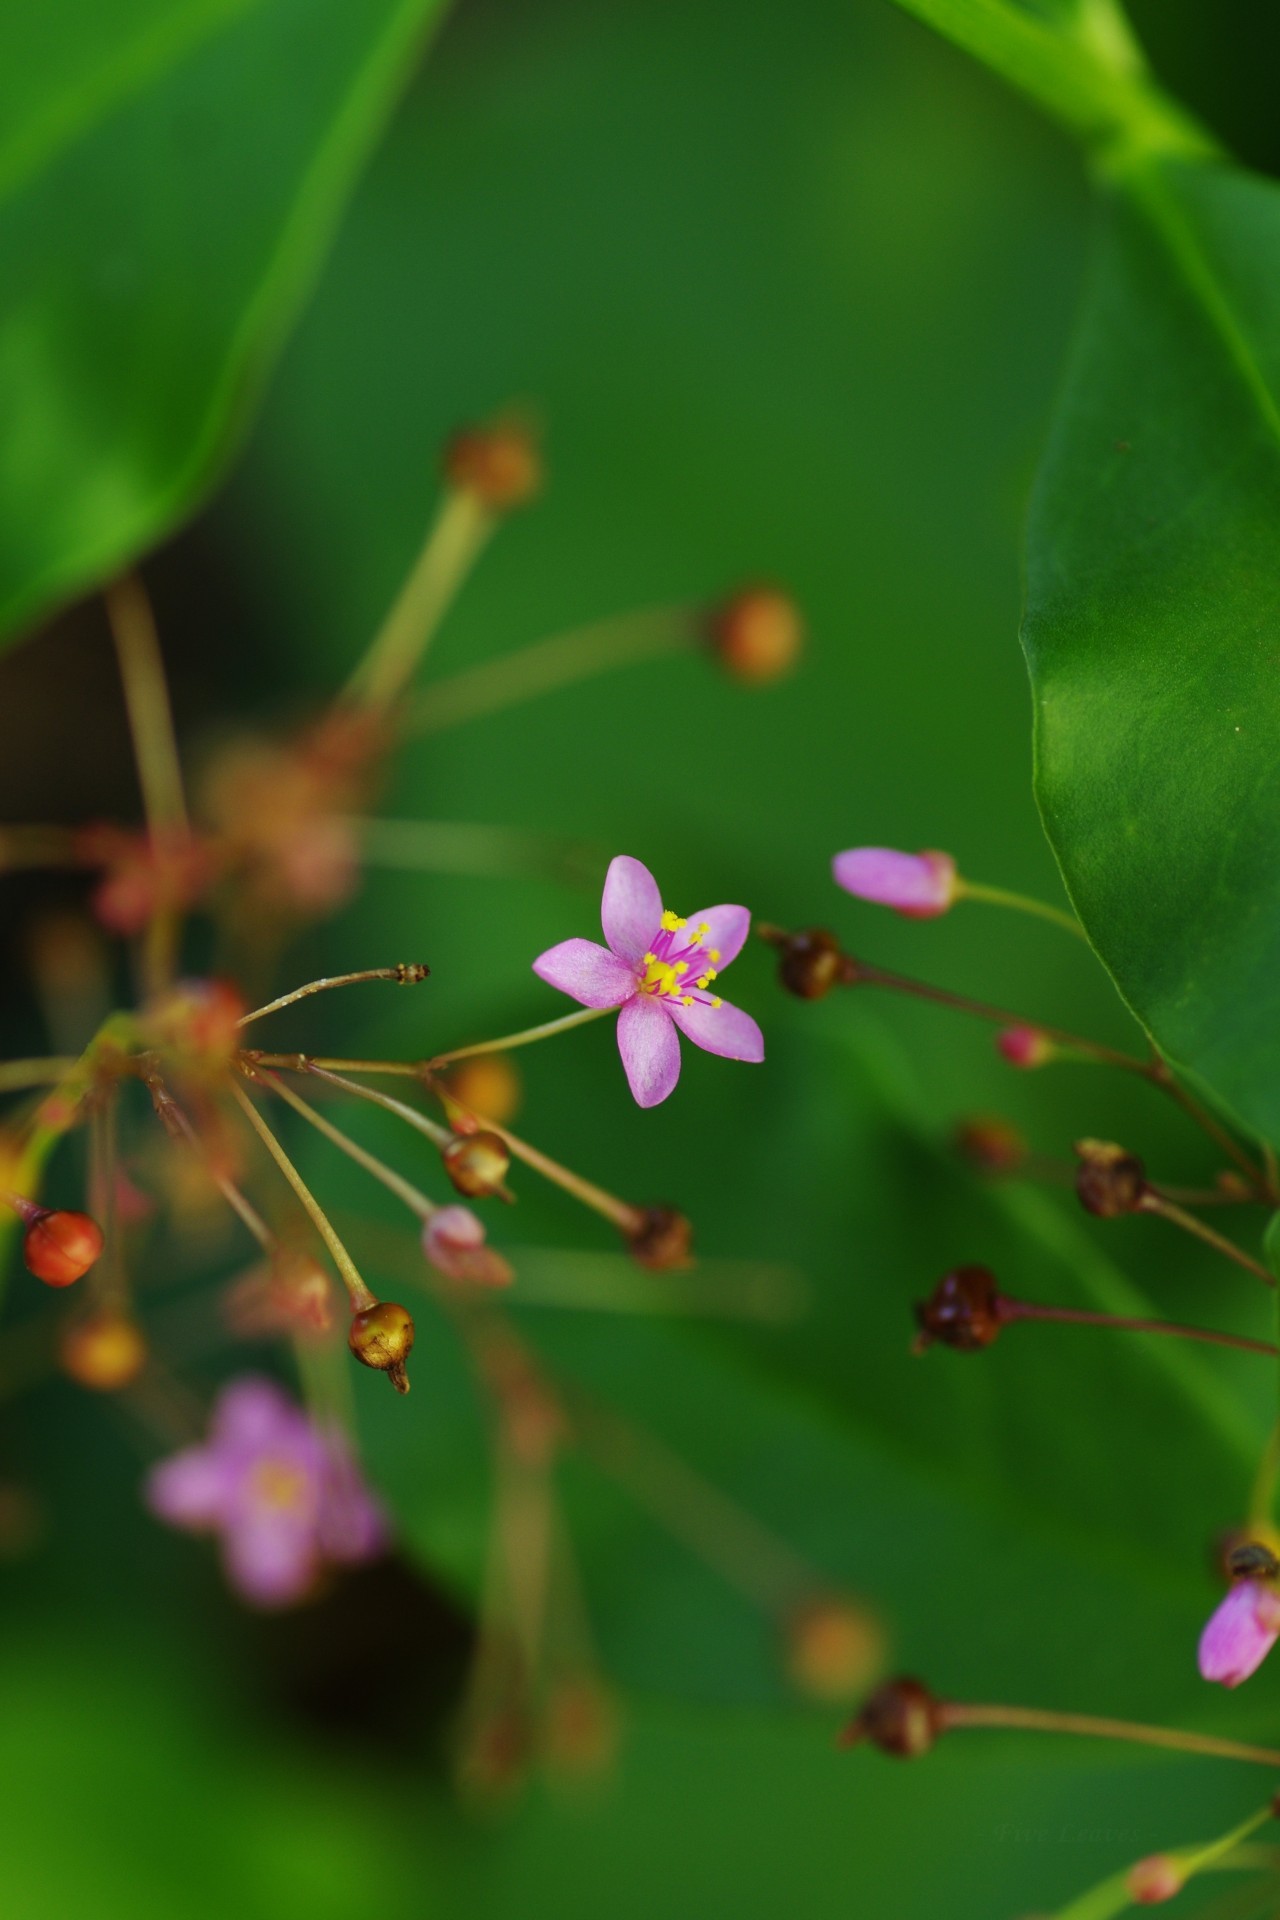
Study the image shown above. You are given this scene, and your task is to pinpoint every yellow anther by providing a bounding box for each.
[709,949,721,963]
[643,952,656,966]
[696,976,709,990]
[660,910,686,932]
[682,995,694,1006]
[712,997,722,1009]
[675,961,688,974]
[696,922,710,939]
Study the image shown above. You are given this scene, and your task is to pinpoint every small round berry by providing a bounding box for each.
[59,1313,147,1391]
[840,1676,943,1757]
[23,1210,104,1287]
[996,1024,1056,1069]
[914,1265,1005,1352]
[442,1131,511,1199]
[784,1596,886,1702]
[952,1115,1028,1176]
[705,586,804,684]
[1074,1139,1147,1218]
[443,421,542,511]
[627,1205,693,1272]
[1126,1855,1183,1905]
[348,1300,415,1394]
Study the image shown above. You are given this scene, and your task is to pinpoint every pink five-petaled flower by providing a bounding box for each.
[144,1376,387,1609]
[832,846,956,918]
[1198,1578,1280,1687]
[532,855,764,1109]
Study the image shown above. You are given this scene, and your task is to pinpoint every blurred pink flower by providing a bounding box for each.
[423,1205,513,1287]
[832,846,955,918]
[144,1376,386,1608]
[533,855,763,1108]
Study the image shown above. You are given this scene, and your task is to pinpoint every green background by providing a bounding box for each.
[3,1,1280,1914]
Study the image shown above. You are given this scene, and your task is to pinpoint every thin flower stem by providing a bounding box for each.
[1248,1416,1280,1530]
[237,964,429,1028]
[399,605,698,737]
[426,1004,612,1071]
[244,1053,420,1078]
[104,575,189,837]
[88,1092,125,1306]
[854,959,1268,1191]
[0,826,81,871]
[145,1074,275,1252]
[562,1383,818,1613]
[0,1057,79,1093]
[941,1701,1280,1767]
[956,879,1086,939]
[297,1062,454,1149]
[1002,1298,1277,1359]
[1141,1192,1275,1287]
[432,1080,643,1235]
[257,1070,435,1222]
[104,573,190,992]
[342,488,493,713]
[230,1081,373,1310]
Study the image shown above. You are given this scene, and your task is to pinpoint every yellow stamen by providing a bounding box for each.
[709,949,721,963]
[674,962,688,974]
[712,997,722,1009]
[682,995,694,1006]
[660,910,686,932]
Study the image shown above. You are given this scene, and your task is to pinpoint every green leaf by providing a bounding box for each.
[1024,158,1280,1143]
[0,0,444,649]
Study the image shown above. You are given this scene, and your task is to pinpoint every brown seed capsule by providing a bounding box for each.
[442,1130,511,1199]
[443,421,542,511]
[1074,1139,1147,1218]
[705,586,804,684]
[59,1313,147,1391]
[914,1265,1005,1352]
[953,1115,1028,1177]
[23,1210,104,1287]
[1227,1539,1280,1581]
[773,926,850,1001]
[627,1205,693,1272]
[348,1300,415,1394]
[840,1676,943,1757]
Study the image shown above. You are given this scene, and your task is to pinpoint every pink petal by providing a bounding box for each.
[682,904,751,969]
[832,847,956,918]
[145,1447,233,1532]
[1199,1580,1280,1687]
[601,855,663,963]
[532,937,637,1009]
[617,995,682,1108]
[669,995,764,1062]
[222,1515,318,1609]
[210,1375,302,1455]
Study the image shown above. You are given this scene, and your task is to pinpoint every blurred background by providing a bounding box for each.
[4,1,1280,1913]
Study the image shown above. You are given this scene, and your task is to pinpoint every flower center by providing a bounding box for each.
[639,910,723,1008]
[248,1457,311,1513]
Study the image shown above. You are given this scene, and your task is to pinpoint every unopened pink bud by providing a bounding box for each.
[1126,1855,1183,1904]
[831,847,956,918]
[996,1025,1055,1069]
[422,1206,513,1288]
[1199,1576,1280,1687]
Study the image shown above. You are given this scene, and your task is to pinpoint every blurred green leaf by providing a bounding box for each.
[1024,159,1280,1143]
[0,0,444,648]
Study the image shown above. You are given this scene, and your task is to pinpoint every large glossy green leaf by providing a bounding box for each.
[0,0,444,648]
[1024,158,1280,1142]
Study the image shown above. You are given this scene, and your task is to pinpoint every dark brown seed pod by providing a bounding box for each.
[1074,1139,1147,1218]
[442,1130,511,1199]
[443,422,542,511]
[627,1205,693,1272]
[914,1265,1005,1352]
[840,1677,943,1757]
[774,926,850,1001]
[348,1300,415,1394]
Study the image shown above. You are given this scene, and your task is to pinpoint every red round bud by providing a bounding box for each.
[627,1205,693,1272]
[59,1313,147,1391]
[996,1024,1055,1070]
[914,1265,1004,1352]
[442,1130,511,1199]
[348,1300,415,1394]
[1074,1139,1147,1218]
[841,1677,943,1757]
[443,421,542,511]
[953,1115,1028,1176]
[23,1210,104,1287]
[1126,1855,1183,1905]
[705,586,804,684]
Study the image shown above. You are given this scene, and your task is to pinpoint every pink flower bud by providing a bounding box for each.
[422,1206,513,1288]
[1126,1855,1183,1904]
[1199,1576,1280,1687]
[996,1025,1055,1069]
[831,848,956,918]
